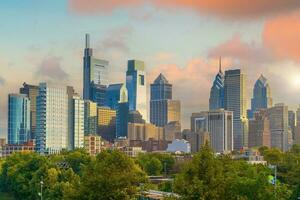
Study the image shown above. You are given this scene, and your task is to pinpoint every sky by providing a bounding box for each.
[1,0,300,137]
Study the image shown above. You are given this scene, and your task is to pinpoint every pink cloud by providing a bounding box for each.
[69,0,300,18]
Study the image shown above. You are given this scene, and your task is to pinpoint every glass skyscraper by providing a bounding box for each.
[36,83,69,154]
[19,82,39,140]
[248,75,273,119]
[209,58,224,110]
[106,83,128,110]
[126,60,148,121]
[8,94,31,145]
[224,69,248,150]
[150,73,180,127]
[83,34,108,106]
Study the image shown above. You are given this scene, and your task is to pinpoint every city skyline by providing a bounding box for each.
[2,1,300,138]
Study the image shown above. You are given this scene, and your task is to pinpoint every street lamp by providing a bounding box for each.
[38,177,44,200]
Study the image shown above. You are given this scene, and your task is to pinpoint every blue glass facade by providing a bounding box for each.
[90,83,107,106]
[116,102,129,138]
[209,60,224,110]
[8,94,30,144]
[106,83,127,110]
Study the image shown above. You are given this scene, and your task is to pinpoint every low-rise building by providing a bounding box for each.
[84,135,102,156]
[167,139,191,154]
[2,140,35,157]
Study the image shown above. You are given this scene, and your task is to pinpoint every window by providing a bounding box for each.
[139,75,144,86]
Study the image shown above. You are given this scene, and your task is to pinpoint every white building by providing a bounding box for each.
[71,95,85,149]
[36,83,70,154]
[167,139,191,153]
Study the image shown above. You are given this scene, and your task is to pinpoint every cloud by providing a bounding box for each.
[36,56,69,81]
[69,0,300,18]
[0,77,5,86]
[263,11,300,63]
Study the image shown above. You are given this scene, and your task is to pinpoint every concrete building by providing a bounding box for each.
[19,82,39,139]
[267,103,289,151]
[84,135,102,156]
[288,110,296,140]
[190,110,233,153]
[209,57,224,110]
[71,95,85,149]
[8,94,31,145]
[295,107,300,145]
[167,139,191,154]
[248,110,271,148]
[97,106,116,142]
[126,60,148,121]
[83,34,108,106]
[150,73,181,127]
[128,122,164,141]
[36,83,70,154]
[224,69,248,150]
[182,129,209,153]
[2,140,35,158]
[164,121,181,142]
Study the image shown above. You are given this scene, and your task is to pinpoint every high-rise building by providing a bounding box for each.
[150,74,181,127]
[116,102,129,138]
[209,58,224,110]
[295,107,300,145]
[248,75,273,119]
[8,94,31,145]
[71,95,85,149]
[248,109,271,148]
[126,60,148,121]
[224,69,248,150]
[190,110,233,153]
[84,101,98,135]
[19,82,39,139]
[164,121,181,142]
[36,83,69,154]
[182,129,209,153]
[97,106,116,142]
[288,110,296,140]
[83,33,108,106]
[106,83,128,110]
[267,103,289,151]
[128,122,164,142]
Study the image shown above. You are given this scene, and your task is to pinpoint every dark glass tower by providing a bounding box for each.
[83,34,108,106]
[209,57,224,110]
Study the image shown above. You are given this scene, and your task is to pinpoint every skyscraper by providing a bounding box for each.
[84,101,98,135]
[71,95,85,149]
[19,82,39,139]
[106,83,128,110]
[224,69,248,150]
[209,57,224,110]
[190,110,233,153]
[83,34,108,106]
[7,94,30,145]
[288,110,296,140]
[248,75,273,119]
[97,106,116,142]
[295,107,300,145]
[116,85,129,138]
[267,103,289,151]
[36,83,69,154]
[248,109,271,148]
[150,73,181,127]
[126,60,148,121]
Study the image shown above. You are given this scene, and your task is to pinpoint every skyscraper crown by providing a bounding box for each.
[154,73,169,84]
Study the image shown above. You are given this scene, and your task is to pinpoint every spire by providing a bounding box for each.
[85,33,90,49]
[219,56,222,73]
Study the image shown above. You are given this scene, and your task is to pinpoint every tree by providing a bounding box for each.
[144,157,163,176]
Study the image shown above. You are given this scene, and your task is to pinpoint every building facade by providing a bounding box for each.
[8,94,31,145]
[224,69,248,150]
[248,109,271,148]
[126,60,148,121]
[71,95,85,149]
[83,33,108,106]
[150,73,181,127]
[106,83,128,109]
[84,101,98,135]
[19,82,39,139]
[36,83,69,154]
[209,58,224,110]
[248,75,273,119]
[84,135,102,156]
[97,106,116,142]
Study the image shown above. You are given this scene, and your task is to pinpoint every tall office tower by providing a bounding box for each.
[7,94,30,145]
[126,60,148,121]
[97,106,116,142]
[84,101,98,135]
[20,82,39,139]
[209,58,224,110]
[295,107,300,144]
[116,87,129,138]
[224,69,248,150]
[182,129,209,153]
[150,73,181,127]
[248,109,271,148]
[36,83,69,154]
[190,110,233,153]
[248,75,273,119]
[83,34,109,105]
[67,86,75,150]
[106,83,128,109]
[71,95,85,149]
[267,103,289,151]
[288,110,296,140]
